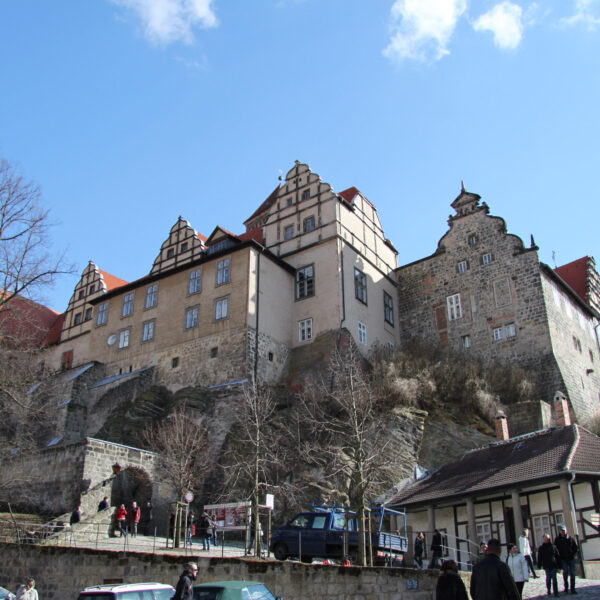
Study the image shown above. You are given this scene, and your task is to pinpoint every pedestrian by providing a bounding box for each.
[198,511,211,551]
[470,538,520,600]
[518,528,539,579]
[172,562,198,600]
[141,501,153,535]
[129,501,141,537]
[414,531,424,568]
[115,503,128,537]
[537,533,561,598]
[428,529,443,569]
[98,496,109,512]
[554,524,579,594]
[435,559,468,600]
[187,510,196,547]
[506,543,529,598]
[69,505,82,526]
[16,578,38,600]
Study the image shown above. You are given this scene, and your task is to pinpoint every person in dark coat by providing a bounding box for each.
[414,532,424,568]
[537,533,561,597]
[436,559,468,600]
[470,538,520,600]
[69,506,82,526]
[554,525,579,594]
[198,511,211,550]
[173,562,197,600]
[98,496,109,512]
[141,501,153,535]
[428,529,443,569]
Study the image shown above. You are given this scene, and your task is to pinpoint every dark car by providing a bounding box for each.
[0,587,15,600]
[193,581,282,600]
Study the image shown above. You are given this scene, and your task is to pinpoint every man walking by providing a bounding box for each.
[518,528,539,578]
[538,533,561,597]
[428,529,443,569]
[555,525,579,594]
[173,562,197,600]
[470,538,520,600]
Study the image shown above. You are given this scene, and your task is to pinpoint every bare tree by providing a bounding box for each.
[144,407,212,546]
[297,340,394,565]
[221,382,293,555]
[0,158,70,309]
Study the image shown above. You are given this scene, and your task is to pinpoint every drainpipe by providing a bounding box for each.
[337,243,346,349]
[253,250,261,385]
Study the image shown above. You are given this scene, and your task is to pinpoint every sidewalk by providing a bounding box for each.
[521,575,600,599]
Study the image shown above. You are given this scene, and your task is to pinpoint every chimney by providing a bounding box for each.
[554,392,572,427]
[495,410,509,441]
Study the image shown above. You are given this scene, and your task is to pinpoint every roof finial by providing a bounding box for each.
[461,180,466,193]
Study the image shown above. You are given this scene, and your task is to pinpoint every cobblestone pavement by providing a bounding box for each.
[521,575,600,599]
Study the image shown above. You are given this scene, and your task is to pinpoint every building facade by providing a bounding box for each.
[396,187,600,423]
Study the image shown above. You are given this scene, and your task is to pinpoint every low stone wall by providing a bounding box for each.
[0,543,444,600]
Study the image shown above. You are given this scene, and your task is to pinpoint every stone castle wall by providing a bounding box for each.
[0,543,442,600]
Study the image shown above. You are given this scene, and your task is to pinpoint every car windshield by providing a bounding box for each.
[153,591,174,600]
[245,585,276,600]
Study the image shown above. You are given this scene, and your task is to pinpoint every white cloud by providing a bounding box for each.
[111,0,218,46]
[383,0,467,63]
[473,2,523,50]
[561,0,600,29]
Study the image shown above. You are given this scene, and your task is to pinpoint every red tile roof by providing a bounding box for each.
[555,257,590,306]
[98,269,128,292]
[0,295,62,349]
[338,186,376,209]
[238,228,264,245]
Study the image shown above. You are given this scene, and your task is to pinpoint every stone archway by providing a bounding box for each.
[111,466,153,508]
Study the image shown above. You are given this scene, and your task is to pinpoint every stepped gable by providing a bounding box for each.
[150,216,206,275]
[244,184,281,231]
[388,425,600,508]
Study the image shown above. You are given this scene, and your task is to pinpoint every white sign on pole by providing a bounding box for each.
[265,493,274,509]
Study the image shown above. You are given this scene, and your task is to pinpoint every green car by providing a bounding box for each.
[192,581,282,600]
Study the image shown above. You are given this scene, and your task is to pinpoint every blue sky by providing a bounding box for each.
[1,0,599,312]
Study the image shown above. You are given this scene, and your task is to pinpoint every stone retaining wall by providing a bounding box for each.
[0,543,445,600]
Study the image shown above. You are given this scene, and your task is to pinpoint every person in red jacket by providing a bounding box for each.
[115,504,128,537]
[129,501,141,537]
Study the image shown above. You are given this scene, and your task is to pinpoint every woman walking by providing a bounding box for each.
[507,543,529,598]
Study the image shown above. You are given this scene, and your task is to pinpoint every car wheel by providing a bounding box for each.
[273,543,288,561]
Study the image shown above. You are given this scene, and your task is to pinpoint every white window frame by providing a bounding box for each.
[97,302,108,326]
[189,269,202,294]
[215,297,229,320]
[186,307,199,329]
[505,323,516,338]
[122,292,134,317]
[461,335,471,349]
[493,327,503,341]
[217,258,230,285]
[458,260,468,274]
[303,215,316,233]
[482,253,493,266]
[142,321,155,342]
[145,284,158,309]
[447,294,462,321]
[299,318,313,342]
[358,321,367,345]
[118,329,130,349]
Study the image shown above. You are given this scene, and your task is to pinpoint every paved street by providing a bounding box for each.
[519,576,600,599]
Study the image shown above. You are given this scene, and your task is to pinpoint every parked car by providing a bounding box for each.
[0,586,15,600]
[193,581,282,600]
[77,582,175,600]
